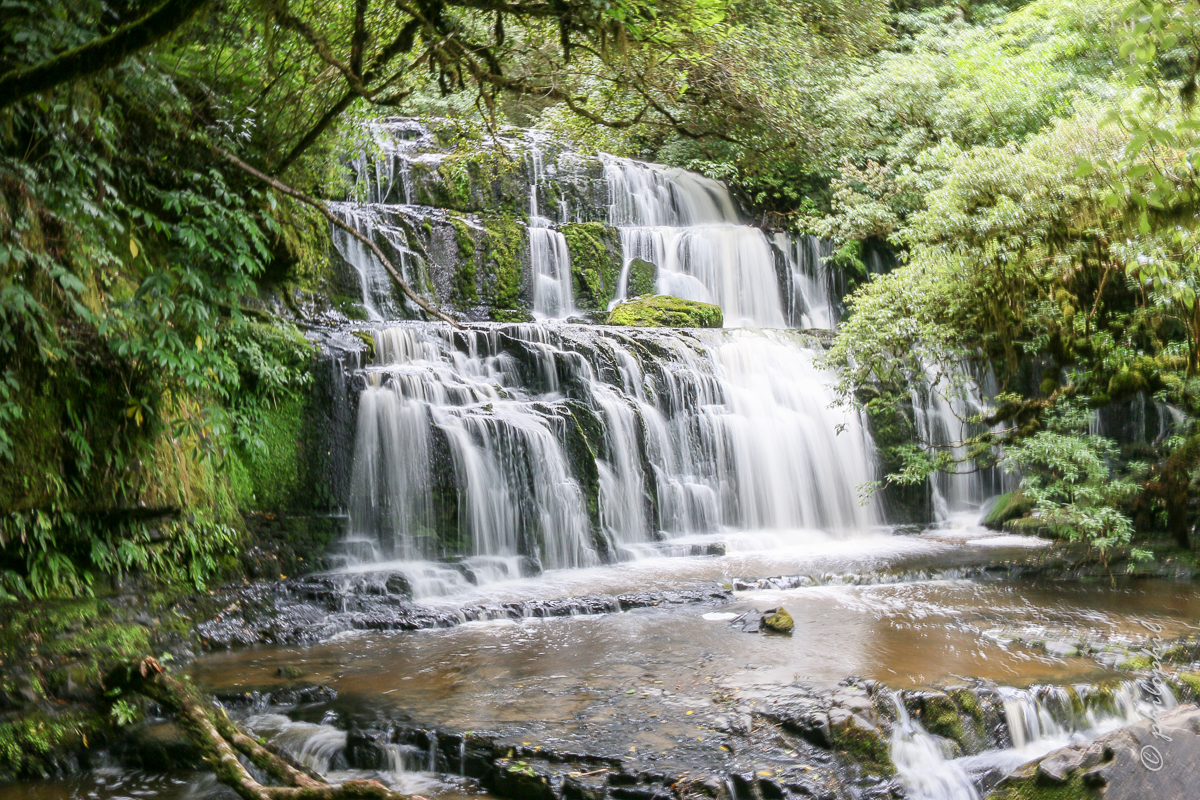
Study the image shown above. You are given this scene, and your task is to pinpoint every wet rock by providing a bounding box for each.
[1044,640,1080,658]
[117,721,204,770]
[761,608,794,634]
[276,665,306,679]
[626,258,658,298]
[1036,742,1106,783]
[385,573,412,597]
[213,682,337,707]
[827,708,893,776]
[345,728,388,770]
[988,703,1200,799]
[488,757,557,800]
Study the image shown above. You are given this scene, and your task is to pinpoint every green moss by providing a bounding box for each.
[626,258,657,298]
[231,394,306,511]
[983,491,1034,530]
[762,608,794,634]
[607,295,723,328]
[921,695,966,744]
[351,330,377,363]
[830,718,893,776]
[1117,653,1156,671]
[333,295,370,321]
[449,217,479,305]
[481,215,527,320]
[1178,672,1200,697]
[989,773,1100,800]
[562,222,621,311]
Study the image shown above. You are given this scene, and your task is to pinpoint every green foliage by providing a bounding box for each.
[109,699,140,727]
[0,709,102,780]
[1001,404,1139,555]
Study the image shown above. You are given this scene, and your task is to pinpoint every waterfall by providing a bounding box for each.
[337,121,848,331]
[772,233,840,330]
[344,324,879,590]
[604,157,790,328]
[527,133,576,319]
[910,360,1007,521]
[329,202,435,321]
[890,696,979,800]
[893,680,1177,800]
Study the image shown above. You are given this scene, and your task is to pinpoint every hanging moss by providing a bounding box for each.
[561,222,621,311]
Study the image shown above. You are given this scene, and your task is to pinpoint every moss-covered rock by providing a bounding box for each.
[626,257,657,298]
[607,295,723,328]
[761,607,794,634]
[828,710,893,776]
[1004,515,1078,540]
[562,223,622,311]
[983,491,1034,530]
[480,215,529,321]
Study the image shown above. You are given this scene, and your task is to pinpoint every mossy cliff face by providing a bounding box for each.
[607,295,723,328]
[562,223,623,312]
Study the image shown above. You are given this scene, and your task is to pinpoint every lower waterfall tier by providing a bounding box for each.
[345,323,880,574]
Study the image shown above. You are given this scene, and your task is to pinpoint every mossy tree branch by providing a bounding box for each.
[0,0,211,109]
[110,657,422,800]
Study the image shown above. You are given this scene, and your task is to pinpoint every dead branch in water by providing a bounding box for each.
[110,657,426,800]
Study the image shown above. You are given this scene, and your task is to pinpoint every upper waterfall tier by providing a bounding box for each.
[329,120,845,329]
[344,323,880,584]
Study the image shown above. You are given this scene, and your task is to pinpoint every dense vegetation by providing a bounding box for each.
[5,0,1200,602]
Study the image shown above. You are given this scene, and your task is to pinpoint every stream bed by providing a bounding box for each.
[10,522,1194,800]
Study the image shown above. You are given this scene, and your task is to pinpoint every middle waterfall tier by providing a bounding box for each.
[345,323,880,574]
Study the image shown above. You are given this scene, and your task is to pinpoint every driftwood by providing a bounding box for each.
[111,657,424,800]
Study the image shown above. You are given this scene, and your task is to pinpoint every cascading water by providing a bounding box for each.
[771,232,842,330]
[910,359,1009,522]
[526,133,576,319]
[343,323,879,594]
[603,156,790,327]
[892,679,1178,800]
[328,121,916,595]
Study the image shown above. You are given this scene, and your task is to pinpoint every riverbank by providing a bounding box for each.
[4,525,1199,799]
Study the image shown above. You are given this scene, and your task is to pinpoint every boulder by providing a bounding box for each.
[986,703,1200,799]
[626,258,658,298]
[761,607,795,634]
[607,296,723,328]
[981,491,1033,530]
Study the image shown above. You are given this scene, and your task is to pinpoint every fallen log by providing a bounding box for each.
[109,657,423,800]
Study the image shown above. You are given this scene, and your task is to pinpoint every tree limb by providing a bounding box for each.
[212,146,462,328]
[0,0,212,109]
[110,657,423,800]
